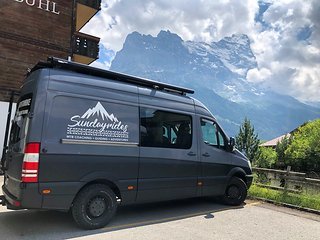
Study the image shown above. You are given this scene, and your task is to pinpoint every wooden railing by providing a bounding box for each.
[252,167,320,195]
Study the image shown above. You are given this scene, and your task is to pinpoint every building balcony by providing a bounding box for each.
[72,32,100,65]
[76,0,101,31]
[77,0,101,10]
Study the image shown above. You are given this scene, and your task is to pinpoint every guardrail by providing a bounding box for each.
[252,167,320,195]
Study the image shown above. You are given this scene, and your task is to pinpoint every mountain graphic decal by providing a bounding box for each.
[81,102,119,122]
[66,101,129,142]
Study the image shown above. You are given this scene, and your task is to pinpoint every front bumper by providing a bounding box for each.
[246,174,254,188]
[0,194,6,206]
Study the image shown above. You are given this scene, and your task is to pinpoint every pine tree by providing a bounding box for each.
[235,117,260,163]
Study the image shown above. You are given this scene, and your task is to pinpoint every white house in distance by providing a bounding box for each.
[259,134,291,148]
[259,122,311,148]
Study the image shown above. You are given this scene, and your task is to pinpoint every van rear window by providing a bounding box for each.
[9,94,32,145]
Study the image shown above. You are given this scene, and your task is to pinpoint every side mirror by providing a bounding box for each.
[228,137,235,151]
[229,137,235,147]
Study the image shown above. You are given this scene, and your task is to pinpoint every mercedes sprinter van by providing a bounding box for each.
[1,57,253,229]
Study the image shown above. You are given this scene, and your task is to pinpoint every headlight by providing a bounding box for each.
[248,159,252,170]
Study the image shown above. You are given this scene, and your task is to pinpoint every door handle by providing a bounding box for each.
[202,152,210,157]
[187,151,196,156]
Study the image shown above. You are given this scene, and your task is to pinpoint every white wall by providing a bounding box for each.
[0,101,16,159]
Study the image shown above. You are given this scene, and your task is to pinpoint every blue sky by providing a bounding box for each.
[255,1,271,30]
[82,0,320,103]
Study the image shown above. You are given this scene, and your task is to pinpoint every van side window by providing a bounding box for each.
[140,108,192,149]
[201,119,225,148]
[218,131,226,148]
[9,94,32,147]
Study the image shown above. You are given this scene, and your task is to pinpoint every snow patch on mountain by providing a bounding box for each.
[110,31,320,139]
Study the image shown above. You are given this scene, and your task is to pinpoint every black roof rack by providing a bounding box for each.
[31,57,194,95]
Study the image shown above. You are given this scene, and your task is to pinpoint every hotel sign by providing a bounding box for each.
[14,0,60,15]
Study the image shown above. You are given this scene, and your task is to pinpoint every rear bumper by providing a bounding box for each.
[2,183,42,210]
[2,181,80,211]
[1,185,21,209]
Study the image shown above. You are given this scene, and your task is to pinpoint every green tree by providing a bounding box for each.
[256,147,277,168]
[284,119,320,173]
[235,117,260,163]
[275,134,291,168]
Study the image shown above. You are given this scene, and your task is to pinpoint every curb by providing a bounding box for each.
[247,196,320,215]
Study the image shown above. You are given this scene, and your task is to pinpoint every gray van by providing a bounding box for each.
[0,57,253,229]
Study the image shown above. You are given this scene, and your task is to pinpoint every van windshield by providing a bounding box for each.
[9,94,32,148]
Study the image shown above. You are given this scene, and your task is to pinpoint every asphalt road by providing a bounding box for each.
[0,177,319,240]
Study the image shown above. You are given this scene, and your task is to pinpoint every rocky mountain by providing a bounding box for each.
[110,30,320,140]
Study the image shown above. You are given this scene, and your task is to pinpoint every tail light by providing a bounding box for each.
[21,142,40,183]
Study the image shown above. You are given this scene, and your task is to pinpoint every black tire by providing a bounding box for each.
[222,177,247,206]
[72,184,117,230]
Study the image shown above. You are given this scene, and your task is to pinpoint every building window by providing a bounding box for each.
[140,108,192,149]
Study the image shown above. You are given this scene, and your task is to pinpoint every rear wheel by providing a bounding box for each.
[72,184,117,230]
[222,177,247,206]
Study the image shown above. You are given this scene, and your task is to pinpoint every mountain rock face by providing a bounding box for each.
[110,30,320,140]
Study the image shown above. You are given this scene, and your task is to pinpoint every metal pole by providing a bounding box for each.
[69,0,77,60]
[1,91,15,173]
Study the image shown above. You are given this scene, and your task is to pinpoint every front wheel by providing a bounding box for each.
[222,177,247,206]
[72,184,117,230]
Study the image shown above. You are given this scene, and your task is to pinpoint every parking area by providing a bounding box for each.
[0,176,320,240]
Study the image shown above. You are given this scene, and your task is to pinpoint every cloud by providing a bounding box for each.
[83,0,320,102]
[247,0,320,102]
[83,0,259,51]
[247,68,272,84]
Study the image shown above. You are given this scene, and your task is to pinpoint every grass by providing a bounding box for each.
[248,184,320,211]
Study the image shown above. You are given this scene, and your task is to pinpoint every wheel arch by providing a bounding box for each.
[228,167,247,185]
[79,179,121,200]
[71,172,122,207]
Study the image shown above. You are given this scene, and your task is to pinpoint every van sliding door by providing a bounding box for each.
[137,107,199,202]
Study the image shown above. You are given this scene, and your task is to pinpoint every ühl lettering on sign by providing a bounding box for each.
[13,0,60,15]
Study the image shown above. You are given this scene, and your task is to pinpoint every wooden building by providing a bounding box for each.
[0,0,101,158]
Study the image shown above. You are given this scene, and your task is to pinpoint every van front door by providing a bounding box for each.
[199,118,233,196]
[137,108,199,202]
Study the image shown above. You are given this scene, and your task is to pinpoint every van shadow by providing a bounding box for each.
[0,197,244,239]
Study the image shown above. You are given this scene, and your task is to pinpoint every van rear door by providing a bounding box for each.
[3,93,33,197]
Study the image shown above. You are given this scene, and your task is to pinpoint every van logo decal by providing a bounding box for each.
[81,102,119,122]
[66,102,129,142]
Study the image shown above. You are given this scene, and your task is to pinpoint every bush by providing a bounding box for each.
[284,119,320,173]
[255,147,277,168]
